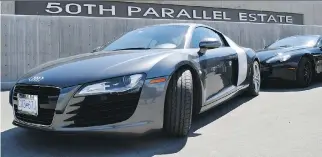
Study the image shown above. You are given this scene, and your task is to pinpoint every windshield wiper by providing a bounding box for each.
[112,47,151,51]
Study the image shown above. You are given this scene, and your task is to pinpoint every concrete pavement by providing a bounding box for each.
[1,83,322,157]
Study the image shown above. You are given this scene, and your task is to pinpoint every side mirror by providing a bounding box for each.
[264,45,269,49]
[199,38,222,50]
[91,46,104,53]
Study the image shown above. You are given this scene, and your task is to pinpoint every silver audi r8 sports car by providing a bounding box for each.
[9,23,260,137]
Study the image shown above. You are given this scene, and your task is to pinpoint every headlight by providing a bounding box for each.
[76,74,145,96]
[267,53,291,63]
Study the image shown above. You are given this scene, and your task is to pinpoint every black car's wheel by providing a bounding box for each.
[246,60,261,96]
[163,69,193,137]
[296,57,313,87]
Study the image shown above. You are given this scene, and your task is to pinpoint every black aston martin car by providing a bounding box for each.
[257,35,322,87]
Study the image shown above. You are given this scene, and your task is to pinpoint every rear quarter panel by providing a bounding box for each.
[243,48,258,85]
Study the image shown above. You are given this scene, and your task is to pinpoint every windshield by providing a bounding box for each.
[268,36,319,49]
[104,25,189,51]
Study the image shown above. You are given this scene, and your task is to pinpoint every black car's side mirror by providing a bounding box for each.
[199,38,222,52]
[319,46,322,51]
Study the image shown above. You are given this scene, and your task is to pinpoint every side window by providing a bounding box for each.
[190,27,223,48]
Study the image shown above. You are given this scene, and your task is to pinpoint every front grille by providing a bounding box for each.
[13,85,60,125]
[65,91,141,127]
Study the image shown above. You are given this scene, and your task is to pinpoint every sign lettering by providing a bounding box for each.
[15,1,304,25]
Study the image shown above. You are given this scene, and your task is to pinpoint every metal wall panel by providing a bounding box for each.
[0,1,14,14]
[1,14,322,89]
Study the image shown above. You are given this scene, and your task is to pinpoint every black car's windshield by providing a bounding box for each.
[104,25,189,51]
[268,36,319,49]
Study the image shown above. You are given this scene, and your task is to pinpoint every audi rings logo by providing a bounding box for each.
[28,76,44,82]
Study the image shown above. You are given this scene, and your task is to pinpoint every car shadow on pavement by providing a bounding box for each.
[260,80,322,92]
[1,95,253,157]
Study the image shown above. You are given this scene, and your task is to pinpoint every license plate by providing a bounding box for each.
[17,94,38,116]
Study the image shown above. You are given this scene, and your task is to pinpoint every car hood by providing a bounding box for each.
[17,49,175,88]
[256,46,306,62]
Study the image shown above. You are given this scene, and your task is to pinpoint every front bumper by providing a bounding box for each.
[260,62,298,81]
[11,78,168,135]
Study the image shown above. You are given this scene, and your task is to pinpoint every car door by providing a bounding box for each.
[189,27,238,102]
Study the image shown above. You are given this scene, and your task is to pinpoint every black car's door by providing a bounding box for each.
[189,27,238,103]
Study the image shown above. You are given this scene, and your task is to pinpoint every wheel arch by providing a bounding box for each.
[254,57,260,64]
[245,48,260,82]
[244,56,261,85]
[253,57,261,73]
[165,63,203,116]
[301,53,316,74]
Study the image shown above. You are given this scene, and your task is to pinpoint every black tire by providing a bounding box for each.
[246,60,261,96]
[163,69,193,137]
[296,57,313,87]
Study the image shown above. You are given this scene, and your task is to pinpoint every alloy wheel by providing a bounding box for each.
[253,62,261,93]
